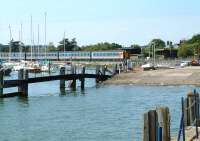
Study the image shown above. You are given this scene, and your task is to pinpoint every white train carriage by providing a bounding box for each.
[91,51,124,60]
[59,51,91,60]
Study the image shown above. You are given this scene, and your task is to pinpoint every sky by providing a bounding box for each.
[0,0,200,46]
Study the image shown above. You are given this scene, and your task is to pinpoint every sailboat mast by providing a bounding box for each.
[63,31,65,61]
[8,25,12,62]
[18,29,21,61]
[38,24,40,59]
[30,15,33,61]
[44,12,47,60]
[20,23,23,60]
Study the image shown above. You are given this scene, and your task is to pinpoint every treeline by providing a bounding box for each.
[178,34,200,58]
[1,34,200,58]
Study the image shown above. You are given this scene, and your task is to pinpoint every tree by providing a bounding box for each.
[149,39,166,49]
[57,38,78,51]
[47,42,57,52]
[177,34,200,58]
[81,42,122,51]
[131,44,141,49]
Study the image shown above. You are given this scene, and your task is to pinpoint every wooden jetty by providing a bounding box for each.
[0,64,120,98]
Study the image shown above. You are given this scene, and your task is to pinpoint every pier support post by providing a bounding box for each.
[102,65,106,75]
[60,67,65,91]
[112,64,117,75]
[70,66,76,90]
[96,65,100,83]
[18,69,29,97]
[0,69,4,97]
[81,66,85,90]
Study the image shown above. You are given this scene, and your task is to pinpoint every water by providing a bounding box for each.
[0,73,199,141]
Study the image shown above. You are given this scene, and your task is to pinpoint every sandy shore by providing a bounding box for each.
[104,66,200,86]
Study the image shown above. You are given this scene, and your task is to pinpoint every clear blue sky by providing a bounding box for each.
[0,0,200,46]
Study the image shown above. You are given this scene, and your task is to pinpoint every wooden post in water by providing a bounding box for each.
[23,69,29,97]
[81,66,85,90]
[0,69,4,97]
[70,65,76,90]
[143,113,149,141]
[60,67,65,91]
[102,65,106,75]
[148,110,157,141]
[156,107,170,141]
[112,64,117,75]
[187,92,196,125]
[143,107,170,141]
[96,65,100,83]
[18,69,29,97]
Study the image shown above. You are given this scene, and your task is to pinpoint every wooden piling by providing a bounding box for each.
[60,67,65,90]
[96,65,100,83]
[81,66,85,90]
[0,69,4,97]
[112,64,117,75]
[23,69,29,97]
[156,107,170,141]
[143,107,170,141]
[148,110,157,141]
[70,65,76,90]
[143,113,149,141]
[18,69,29,97]
[102,65,106,75]
[187,92,196,125]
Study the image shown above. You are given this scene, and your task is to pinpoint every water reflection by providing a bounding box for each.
[17,97,29,106]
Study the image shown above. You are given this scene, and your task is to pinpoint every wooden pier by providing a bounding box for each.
[0,65,119,98]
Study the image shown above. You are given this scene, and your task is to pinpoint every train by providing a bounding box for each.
[0,50,126,61]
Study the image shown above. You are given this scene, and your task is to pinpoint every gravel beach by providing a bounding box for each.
[104,66,200,86]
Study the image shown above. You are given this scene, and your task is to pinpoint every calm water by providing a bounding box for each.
[0,72,199,141]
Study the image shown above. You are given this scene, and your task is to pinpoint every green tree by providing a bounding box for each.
[81,42,122,51]
[149,39,166,49]
[58,38,78,51]
[131,44,141,49]
[47,42,57,52]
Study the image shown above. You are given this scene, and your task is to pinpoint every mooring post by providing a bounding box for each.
[102,65,106,75]
[18,69,24,95]
[96,65,100,83]
[70,65,76,90]
[60,67,65,90]
[48,61,51,74]
[112,64,117,75]
[81,66,85,90]
[0,69,4,97]
[23,69,29,97]
[148,110,157,141]
[187,92,196,125]
[156,107,170,141]
[143,113,149,141]
[18,69,29,97]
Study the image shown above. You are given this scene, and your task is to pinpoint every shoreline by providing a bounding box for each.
[103,66,200,86]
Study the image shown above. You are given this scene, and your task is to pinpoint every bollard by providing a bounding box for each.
[60,67,65,90]
[0,69,4,97]
[81,66,85,90]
